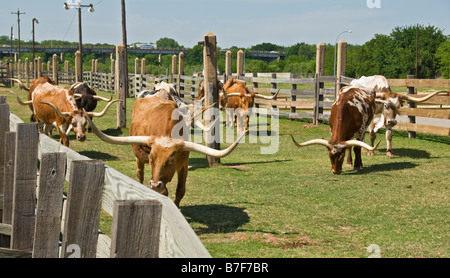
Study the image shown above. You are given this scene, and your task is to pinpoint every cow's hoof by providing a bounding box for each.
[386,150,394,158]
[367,150,375,157]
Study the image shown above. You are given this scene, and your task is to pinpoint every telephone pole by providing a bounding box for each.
[11,8,26,61]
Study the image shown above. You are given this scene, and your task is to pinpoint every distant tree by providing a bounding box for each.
[390,24,446,78]
[347,24,446,78]
[156,37,182,48]
[436,36,450,78]
[250,42,284,52]
[185,45,203,65]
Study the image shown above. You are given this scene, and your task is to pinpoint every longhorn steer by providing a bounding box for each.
[86,95,246,207]
[291,86,379,174]
[4,82,118,147]
[350,75,443,157]
[71,82,112,132]
[220,78,279,133]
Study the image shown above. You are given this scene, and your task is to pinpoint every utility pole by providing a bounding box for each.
[121,0,129,97]
[11,9,26,61]
[32,18,39,62]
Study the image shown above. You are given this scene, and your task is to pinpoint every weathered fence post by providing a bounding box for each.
[290,76,297,120]
[202,31,220,166]
[225,50,232,82]
[336,39,347,97]
[171,54,177,84]
[75,50,82,82]
[110,200,162,258]
[407,74,416,138]
[25,58,30,87]
[52,54,59,85]
[10,123,39,252]
[134,57,139,96]
[60,160,105,258]
[64,60,70,84]
[0,99,10,228]
[32,152,67,258]
[17,59,21,80]
[2,132,15,227]
[110,57,115,92]
[314,42,325,125]
[37,57,42,78]
[178,52,184,97]
[237,50,244,78]
[141,57,146,91]
[115,43,127,128]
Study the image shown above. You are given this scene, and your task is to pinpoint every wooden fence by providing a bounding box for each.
[4,51,450,136]
[0,99,211,258]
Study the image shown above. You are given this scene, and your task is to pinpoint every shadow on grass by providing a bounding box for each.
[188,158,293,171]
[78,151,119,161]
[391,148,431,159]
[343,161,418,175]
[181,204,250,234]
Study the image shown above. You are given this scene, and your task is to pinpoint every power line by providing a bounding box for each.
[63,9,78,40]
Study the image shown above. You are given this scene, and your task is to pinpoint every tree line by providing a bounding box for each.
[2,24,449,79]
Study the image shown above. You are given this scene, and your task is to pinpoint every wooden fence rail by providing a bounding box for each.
[0,99,210,258]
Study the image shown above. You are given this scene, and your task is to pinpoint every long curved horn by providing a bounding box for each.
[6,78,30,91]
[93,94,113,102]
[182,130,247,158]
[343,139,381,151]
[86,99,121,117]
[86,115,151,145]
[291,135,331,149]
[1,89,33,105]
[40,102,71,118]
[337,82,351,86]
[255,89,280,100]
[400,91,445,103]
[69,82,83,91]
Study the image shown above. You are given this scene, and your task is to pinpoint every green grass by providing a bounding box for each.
[2,85,449,258]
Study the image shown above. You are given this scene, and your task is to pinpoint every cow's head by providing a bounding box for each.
[40,102,88,141]
[146,136,188,194]
[40,99,119,141]
[290,136,380,174]
[71,82,113,111]
[375,99,398,128]
[375,90,444,128]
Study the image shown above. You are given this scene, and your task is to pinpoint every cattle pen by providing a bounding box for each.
[0,97,211,258]
[1,38,449,259]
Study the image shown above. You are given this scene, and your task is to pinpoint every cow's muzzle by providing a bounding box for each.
[77,134,86,141]
[150,180,168,195]
[387,120,397,127]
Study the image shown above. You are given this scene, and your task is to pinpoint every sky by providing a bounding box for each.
[1,0,449,49]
